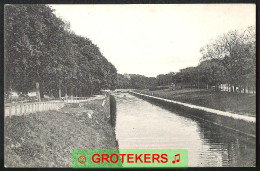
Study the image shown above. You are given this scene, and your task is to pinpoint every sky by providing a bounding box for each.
[50,4,255,77]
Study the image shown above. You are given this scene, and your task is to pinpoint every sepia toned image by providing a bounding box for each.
[4,4,256,167]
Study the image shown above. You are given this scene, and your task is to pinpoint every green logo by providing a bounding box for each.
[72,149,188,168]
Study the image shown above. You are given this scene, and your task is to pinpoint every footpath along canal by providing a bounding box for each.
[113,93,255,167]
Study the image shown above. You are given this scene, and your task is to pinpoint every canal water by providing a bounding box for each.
[114,93,255,167]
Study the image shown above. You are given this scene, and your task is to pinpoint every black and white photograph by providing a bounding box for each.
[4,3,256,168]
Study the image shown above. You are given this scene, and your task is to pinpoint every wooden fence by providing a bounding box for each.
[5,101,65,117]
[60,97,89,103]
[5,97,91,117]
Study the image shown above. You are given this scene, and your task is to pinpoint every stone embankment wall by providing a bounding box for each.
[130,91,255,138]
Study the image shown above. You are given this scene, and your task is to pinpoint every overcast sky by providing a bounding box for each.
[50,4,255,77]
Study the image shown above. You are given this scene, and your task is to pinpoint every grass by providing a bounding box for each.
[4,95,119,167]
[136,89,256,117]
[131,92,256,137]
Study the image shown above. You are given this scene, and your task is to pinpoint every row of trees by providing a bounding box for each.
[5,4,117,99]
[173,60,225,90]
[156,72,175,86]
[200,26,255,93]
[117,74,156,89]
[117,26,255,93]
[152,26,255,93]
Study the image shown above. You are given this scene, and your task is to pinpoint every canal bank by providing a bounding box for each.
[4,94,119,167]
[114,93,255,167]
[137,89,256,117]
[130,91,255,138]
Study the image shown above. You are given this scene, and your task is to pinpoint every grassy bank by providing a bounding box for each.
[131,92,256,137]
[136,89,256,117]
[4,95,119,167]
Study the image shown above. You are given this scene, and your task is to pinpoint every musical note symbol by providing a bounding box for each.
[172,154,180,164]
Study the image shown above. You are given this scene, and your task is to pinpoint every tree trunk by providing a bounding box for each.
[36,82,41,102]
[78,87,81,97]
[71,87,73,99]
[65,86,68,99]
[39,81,44,100]
[59,86,61,99]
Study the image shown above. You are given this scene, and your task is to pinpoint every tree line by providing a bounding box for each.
[173,26,255,93]
[117,26,255,93]
[5,4,117,99]
[117,74,156,89]
[200,26,255,93]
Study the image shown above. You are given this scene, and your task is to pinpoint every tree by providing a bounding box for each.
[200,26,255,93]
[5,4,118,99]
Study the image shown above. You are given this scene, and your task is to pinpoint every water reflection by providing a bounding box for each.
[114,93,255,167]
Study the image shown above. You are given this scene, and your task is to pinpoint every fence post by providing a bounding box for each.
[14,105,17,115]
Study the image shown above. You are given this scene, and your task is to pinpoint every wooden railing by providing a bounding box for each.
[60,97,89,103]
[5,96,90,117]
[5,101,65,117]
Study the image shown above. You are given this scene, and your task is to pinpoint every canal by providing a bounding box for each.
[114,93,255,167]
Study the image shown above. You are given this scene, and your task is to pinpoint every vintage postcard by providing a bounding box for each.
[4,4,256,167]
